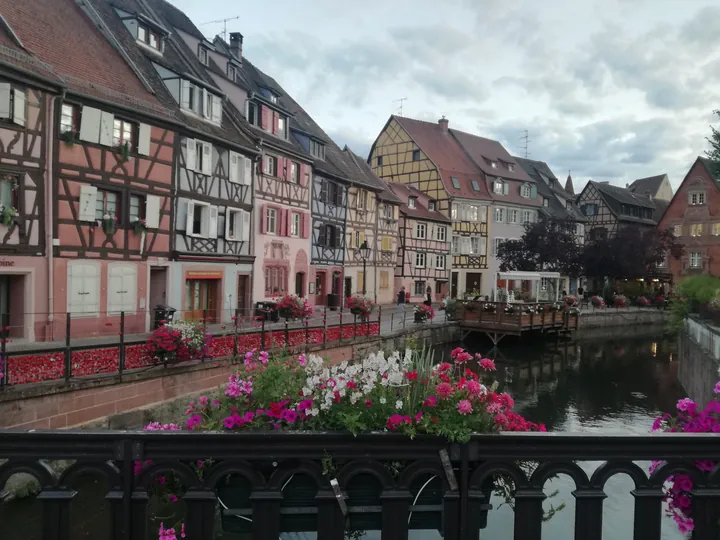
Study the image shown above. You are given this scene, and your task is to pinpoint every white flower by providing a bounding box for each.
[396,400,403,410]
[380,397,387,405]
[350,392,362,404]
[310,408,319,416]
[302,387,312,396]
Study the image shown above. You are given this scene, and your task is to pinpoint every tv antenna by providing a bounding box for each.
[519,129,530,158]
[200,16,240,42]
[393,97,407,116]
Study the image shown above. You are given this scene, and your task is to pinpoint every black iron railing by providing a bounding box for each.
[1,431,719,539]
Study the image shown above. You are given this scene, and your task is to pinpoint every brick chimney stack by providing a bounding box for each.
[229,32,244,61]
[438,116,449,133]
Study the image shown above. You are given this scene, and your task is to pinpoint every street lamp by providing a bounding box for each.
[359,240,371,295]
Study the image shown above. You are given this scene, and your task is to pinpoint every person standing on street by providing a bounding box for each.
[424,286,432,306]
[397,286,406,313]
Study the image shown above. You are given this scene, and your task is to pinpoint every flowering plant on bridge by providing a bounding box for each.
[635,295,651,307]
[591,295,605,308]
[145,321,211,365]
[346,295,375,319]
[275,294,313,319]
[649,383,720,535]
[181,346,544,443]
[414,303,435,321]
[613,295,628,307]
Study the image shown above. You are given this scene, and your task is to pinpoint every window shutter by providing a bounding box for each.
[393,205,399,220]
[261,106,270,130]
[261,205,267,234]
[99,111,114,147]
[138,123,151,156]
[530,184,537,199]
[480,238,487,255]
[181,80,191,109]
[428,253,434,269]
[503,183,509,195]
[359,231,365,247]
[12,90,25,127]
[273,111,279,135]
[79,106,101,144]
[68,264,100,314]
[211,95,222,124]
[185,201,195,235]
[302,212,310,238]
[0,83,10,119]
[78,185,98,222]
[224,207,232,239]
[281,158,288,181]
[348,231,354,249]
[367,191,373,210]
[185,138,196,171]
[241,210,250,241]
[243,157,253,186]
[202,143,213,175]
[490,181,496,193]
[145,195,161,229]
[208,205,218,237]
[229,152,239,183]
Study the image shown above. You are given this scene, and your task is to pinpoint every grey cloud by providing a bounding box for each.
[679,6,720,49]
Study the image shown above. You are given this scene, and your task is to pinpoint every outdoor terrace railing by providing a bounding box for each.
[0,305,449,388]
[0,431,719,540]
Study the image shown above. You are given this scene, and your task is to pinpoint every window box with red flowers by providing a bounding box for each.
[346,295,375,320]
[414,303,435,322]
[275,294,313,320]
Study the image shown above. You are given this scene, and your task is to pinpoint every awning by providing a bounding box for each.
[497,271,542,281]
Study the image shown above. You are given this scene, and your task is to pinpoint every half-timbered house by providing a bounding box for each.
[369,116,491,299]
[2,0,182,340]
[388,182,451,301]
[86,0,259,323]
[341,148,401,302]
[0,32,56,340]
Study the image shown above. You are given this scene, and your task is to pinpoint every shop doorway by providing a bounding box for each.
[465,273,482,297]
[295,272,305,297]
[149,267,168,312]
[344,277,352,299]
[0,274,26,338]
[315,271,326,305]
[237,275,249,315]
[451,272,459,298]
[185,278,219,322]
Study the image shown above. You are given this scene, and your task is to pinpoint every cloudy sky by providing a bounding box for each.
[172,0,720,192]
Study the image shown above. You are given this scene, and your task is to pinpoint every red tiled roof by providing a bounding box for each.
[450,128,534,182]
[392,115,492,201]
[387,182,451,223]
[0,0,164,111]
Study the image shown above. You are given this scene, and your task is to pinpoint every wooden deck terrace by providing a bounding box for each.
[456,301,578,342]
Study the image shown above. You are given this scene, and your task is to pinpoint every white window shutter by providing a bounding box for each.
[208,205,218,237]
[79,106,101,144]
[0,83,10,119]
[202,143,212,175]
[185,139,196,171]
[185,200,195,235]
[428,253,434,269]
[138,123,151,155]
[241,210,250,241]
[145,195,161,229]
[243,157,252,185]
[201,88,208,117]
[12,90,25,126]
[78,185,98,222]
[212,95,222,124]
[181,80,191,110]
[99,111,114,146]
[224,207,232,239]
[503,183,509,195]
[229,152,239,183]
[480,239,487,255]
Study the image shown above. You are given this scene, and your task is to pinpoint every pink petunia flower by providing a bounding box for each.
[457,400,473,415]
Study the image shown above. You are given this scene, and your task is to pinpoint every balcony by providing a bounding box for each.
[0,430,718,539]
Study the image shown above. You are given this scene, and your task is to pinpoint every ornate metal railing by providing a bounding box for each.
[1,431,719,539]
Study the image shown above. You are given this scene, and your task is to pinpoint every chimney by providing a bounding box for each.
[229,32,244,61]
[438,116,449,133]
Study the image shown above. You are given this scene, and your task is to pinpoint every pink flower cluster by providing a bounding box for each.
[650,382,720,534]
[158,522,185,540]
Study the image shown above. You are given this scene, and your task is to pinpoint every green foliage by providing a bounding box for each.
[668,275,720,330]
[705,110,720,177]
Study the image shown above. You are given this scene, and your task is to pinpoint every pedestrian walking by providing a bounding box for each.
[424,286,432,306]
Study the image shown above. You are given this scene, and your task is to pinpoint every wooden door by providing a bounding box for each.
[237,275,248,315]
[315,272,326,305]
[451,272,458,298]
[186,279,219,322]
[344,277,352,299]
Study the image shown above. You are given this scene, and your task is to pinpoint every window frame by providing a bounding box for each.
[226,208,243,241]
[408,197,416,209]
[451,176,460,189]
[428,201,436,211]
[415,222,427,239]
[289,161,299,184]
[508,209,518,224]
[521,184,531,198]
[494,207,505,223]
[690,252,702,268]
[493,181,504,194]
[60,103,80,135]
[264,155,277,177]
[522,210,533,224]
[113,117,136,150]
[415,252,426,268]
[137,24,162,52]
[471,179,481,191]
[0,174,19,212]
[412,149,421,161]
[435,254,446,269]
[436,226,446,242]
[266,207,277,235]
[377,156,383,167]
[129,193,146,224]
[95,189,120,221]
[691,223,703,237]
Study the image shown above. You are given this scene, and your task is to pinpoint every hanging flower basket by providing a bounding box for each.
[275,294,313,320]
[101,215,118,236]
[116,142,131,163]
[60,130,79,146]
[0,205,16,227]
[346,295,375,320]
[132,218,148,234]
[414,304,434,322]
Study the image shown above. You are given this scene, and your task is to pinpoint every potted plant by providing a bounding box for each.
[414,303,435,322]
[101,214,118,235]
[136,346,549,537]
[60,129,79,146]
[635,295,650,307]
[482,303,496,313]
[346,295,375,320]
[275,294,313,320]
[145,321,211,366]
[117,141,131,162]
[443,298,457,320]
[591,295,605,308]
[613,295,628,308]
[132,218,148,234]
[0,204,16,226]
[564,296,577,307]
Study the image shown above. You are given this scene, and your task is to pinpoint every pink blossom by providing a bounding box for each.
[169,494,178,503]
[223,416,237,429]
[365,399,372,407]
[457,400,473,415]
[282,409,298,423]
[466,380,482,395]
[479,358,496,371]
[298,354,307,366]
[714,381,720,394]
[454,351,473,364]
[298,399,313,412]
[259,350,270,364]
[437,362,453,373]
[185,414,202,429]
[424,395,438,407]
[436,382,453,399]
[198,396,209,406]
[676,398,696,412]
[450,347,464,359]
[676,475,693,492]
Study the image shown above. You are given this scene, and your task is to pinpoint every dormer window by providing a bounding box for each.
[508,164,515,172]
[270,94,278,104]
[451,176,460,189]
[492,179,506,194]
[137,24,162,52]
[310,139,325,160]
[408,197,417,209]
[198,45,209,66]
[471,179,480,191]
[428,201,436,211]
[228,64,237,82]
[520,184,532,198]
[260,87,279,104]
[491,161,498,169]
[180,80,222,125]
[278,116,287,139]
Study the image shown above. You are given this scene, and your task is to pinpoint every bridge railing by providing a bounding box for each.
[0,430,718,540]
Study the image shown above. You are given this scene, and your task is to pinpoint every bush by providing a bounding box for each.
[146,321,211,365]
[668,276,720,329]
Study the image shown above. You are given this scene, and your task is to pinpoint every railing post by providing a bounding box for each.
[38,489,76,540]
[64,312,72,382]
[233,308,239,359]
[118,311,125,377]
[261,314,266,351]
[0,312,7,388]
[573,488,606,540]
[284,318,289,348]
[631,488,664,540]
[323,308,327,345]
[690,487,720,540]
[338,304,343,337]
[513,488,546,540]
[378,305,382,336]
[184,489,217,540]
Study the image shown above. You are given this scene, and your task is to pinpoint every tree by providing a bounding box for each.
[705,110,720,176]
[496,216,583,276]
[582,226,682,280]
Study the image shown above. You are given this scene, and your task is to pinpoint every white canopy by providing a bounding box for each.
[497,271,560,281]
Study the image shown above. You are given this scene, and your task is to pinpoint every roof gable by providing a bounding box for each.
[449,128,533,182]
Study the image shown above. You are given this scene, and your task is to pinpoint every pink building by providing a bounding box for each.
[388,183,452,302]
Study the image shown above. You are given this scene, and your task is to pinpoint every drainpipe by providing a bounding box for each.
[47,89,65,340]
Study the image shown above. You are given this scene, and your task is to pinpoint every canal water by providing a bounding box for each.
[1,331,694,539]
